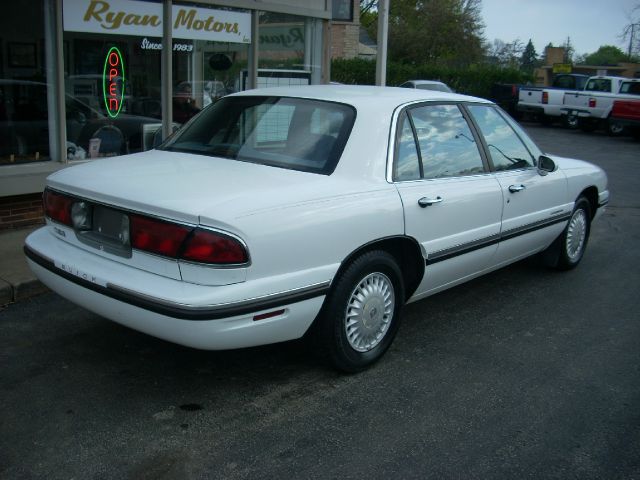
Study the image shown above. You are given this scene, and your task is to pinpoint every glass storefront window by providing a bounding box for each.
[0,0,52,165]
[62,30,164,159]
[172,2,250,126]
[257,12,323,88]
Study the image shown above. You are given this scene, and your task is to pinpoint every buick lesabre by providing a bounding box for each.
[25,86,609,371]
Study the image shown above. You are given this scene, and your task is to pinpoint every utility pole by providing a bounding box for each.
[375,0,389,86]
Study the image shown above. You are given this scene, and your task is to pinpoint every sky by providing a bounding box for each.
[481,0,639,56]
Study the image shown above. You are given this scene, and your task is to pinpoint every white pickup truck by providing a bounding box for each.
[517,74,589,125]
[561,76,640,134]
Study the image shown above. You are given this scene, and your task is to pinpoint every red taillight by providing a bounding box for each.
[43,189,74,226]
[542,91,549,104]
[181,229,249,265]
[130,215,191,258]
[589,98,597,108]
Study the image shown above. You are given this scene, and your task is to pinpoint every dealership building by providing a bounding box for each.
[1,0,360,229]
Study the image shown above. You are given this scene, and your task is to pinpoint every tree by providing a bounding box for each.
[360,0,378,46]
[487,38,524,68]
[562,37,575,63]
[584,45,628,65]
[621,3,640,58]
[366,0,486,66]
[520,39,538,73]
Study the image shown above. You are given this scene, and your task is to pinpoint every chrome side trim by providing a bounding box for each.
[24,245,329,321]
[425,213,571,266]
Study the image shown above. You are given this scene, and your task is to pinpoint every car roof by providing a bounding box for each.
[231,85,490,111]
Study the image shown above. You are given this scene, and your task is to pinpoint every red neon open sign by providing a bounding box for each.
[103,47,125,118]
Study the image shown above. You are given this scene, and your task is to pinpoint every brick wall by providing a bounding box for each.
[0,193,45,231]
[331,0,361,60]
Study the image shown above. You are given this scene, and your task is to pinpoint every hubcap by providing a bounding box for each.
[610,122,623,135]
[345,272,395,353]
[566,208,587,262]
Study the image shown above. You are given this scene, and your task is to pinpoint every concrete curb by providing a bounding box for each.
[0,226,48,306]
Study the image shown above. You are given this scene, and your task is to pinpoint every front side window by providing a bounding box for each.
[408,104,485,179]
[160,96,355,174]
[467,105,535,171]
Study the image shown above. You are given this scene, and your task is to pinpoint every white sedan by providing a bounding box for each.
[25,86,609,372]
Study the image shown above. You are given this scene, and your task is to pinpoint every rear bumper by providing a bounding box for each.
[560,108,592,118]
[24,228,327,350]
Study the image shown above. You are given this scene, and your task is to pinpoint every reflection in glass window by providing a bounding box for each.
[409,104,484,179]
[467,105,535,171]
[253,104,295,142]
[393,112,421,181]
[257,12,322,86]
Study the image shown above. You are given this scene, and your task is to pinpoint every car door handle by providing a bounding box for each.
[508,184,526,193]
[418,196,443,208]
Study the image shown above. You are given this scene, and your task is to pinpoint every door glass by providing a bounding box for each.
[393,112,421,181]
[467,105,535,171]
[409,104,484,179]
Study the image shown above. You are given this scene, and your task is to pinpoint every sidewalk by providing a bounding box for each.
[0,225,48,305]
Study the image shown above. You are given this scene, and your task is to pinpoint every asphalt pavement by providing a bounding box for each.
[1,124,639,479]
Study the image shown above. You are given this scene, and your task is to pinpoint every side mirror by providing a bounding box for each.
[538,155,556,176]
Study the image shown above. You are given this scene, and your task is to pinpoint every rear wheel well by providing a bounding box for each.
[333,237,424,302]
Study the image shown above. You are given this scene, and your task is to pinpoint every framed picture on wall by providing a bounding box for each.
[8,42,37,68]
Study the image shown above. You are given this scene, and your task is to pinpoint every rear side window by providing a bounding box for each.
[160,96,356,175]
[393,104,485,181]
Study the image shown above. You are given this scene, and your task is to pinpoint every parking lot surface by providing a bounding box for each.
[1,124,639,479]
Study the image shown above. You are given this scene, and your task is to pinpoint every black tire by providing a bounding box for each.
[607,119,625,136]
[315,250,404,373]
[544,197,591,270]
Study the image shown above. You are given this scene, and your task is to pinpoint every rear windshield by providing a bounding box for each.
[159,96,356,175]
[416,83,452,93]
[585,78,612,93]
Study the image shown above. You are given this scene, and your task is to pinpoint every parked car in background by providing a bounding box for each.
[562,76,640,134]
[399,80,453,93]
[25,85,608,372]
[489,82,521,118]
[517,73,589,125]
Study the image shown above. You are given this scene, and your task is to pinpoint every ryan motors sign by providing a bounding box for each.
[63,0,251,43]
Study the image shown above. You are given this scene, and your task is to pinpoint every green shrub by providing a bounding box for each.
[331,58,532,99]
